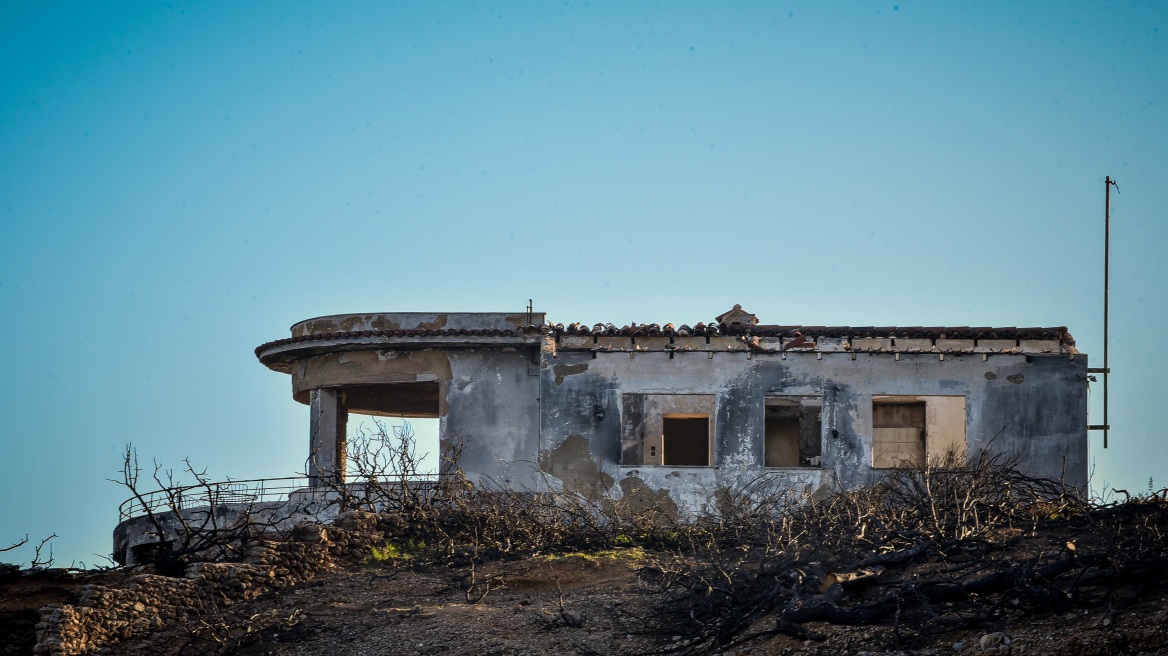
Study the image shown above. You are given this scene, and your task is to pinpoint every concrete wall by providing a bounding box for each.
[443,348,543,489]
[537,342,1088,515]
[289,346,543,490]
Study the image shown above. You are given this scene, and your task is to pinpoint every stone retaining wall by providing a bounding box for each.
[35,511,395,655]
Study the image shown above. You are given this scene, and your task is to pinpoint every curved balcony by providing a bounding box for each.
[113,475,439,566]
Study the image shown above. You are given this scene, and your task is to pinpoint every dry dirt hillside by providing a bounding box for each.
[6,461,1168,656]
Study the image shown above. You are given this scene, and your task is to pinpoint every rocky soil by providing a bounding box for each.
[8,468,1168,656]
[182,552,1168,656]
[6,541,1168,656]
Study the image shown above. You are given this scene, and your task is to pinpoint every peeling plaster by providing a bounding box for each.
[538,434,614,500]
[286,312,544,338]
[618,476,678,520]
[552,363,589,385]
[370,316,402,332]
[292,350,454,416]
[417,314,449,331]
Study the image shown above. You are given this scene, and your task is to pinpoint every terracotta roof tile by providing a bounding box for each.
[546,323,1071,342]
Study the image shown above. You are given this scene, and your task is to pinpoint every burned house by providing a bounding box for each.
[253,305,1089,513]
[114,304,1088,563]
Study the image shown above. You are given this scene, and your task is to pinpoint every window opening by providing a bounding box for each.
[337,382,443,478]
[662,415,710,466]
[345,414,440,478]
[764,396,823,467]
[871,396,967,468]
[872,400,927,468]
[622,393,715,466]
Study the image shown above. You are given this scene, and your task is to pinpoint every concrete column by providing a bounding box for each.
[308,388,347,486]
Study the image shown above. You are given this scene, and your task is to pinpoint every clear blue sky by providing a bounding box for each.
[2,2,1165,567]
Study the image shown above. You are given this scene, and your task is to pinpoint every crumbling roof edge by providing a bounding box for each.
[255,323,1078,366]
[288,311,546,333]
[254,326,546,361]
[547,322,1073,342]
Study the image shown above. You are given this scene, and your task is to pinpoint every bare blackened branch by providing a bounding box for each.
[1,533,56,569]
[30,534,56,568]
[1,534,29,553]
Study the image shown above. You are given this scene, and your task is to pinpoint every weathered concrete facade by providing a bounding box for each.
[255,306,1089,515]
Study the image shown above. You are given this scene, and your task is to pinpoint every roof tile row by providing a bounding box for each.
[549,322,1071,341]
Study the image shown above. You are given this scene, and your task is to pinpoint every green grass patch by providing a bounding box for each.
[540,546,647,563]
[367,539,427,563]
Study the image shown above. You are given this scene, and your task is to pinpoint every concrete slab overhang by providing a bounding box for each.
[256,311,546,373]
[257,333,544,372]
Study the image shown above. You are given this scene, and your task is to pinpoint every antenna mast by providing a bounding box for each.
[1088,177,1116,447]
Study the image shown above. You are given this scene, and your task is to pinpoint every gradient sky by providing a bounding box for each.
[2,2,1165,567]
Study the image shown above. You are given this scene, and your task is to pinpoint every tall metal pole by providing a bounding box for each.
[1089,177,1115,446]
[1104,176,1110,449]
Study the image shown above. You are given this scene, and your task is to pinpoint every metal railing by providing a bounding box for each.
[118,477,312,521]
[117,475,439,521]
